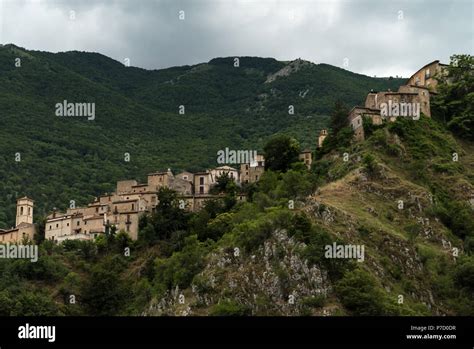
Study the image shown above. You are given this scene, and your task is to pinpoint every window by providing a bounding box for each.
[28,208,31,215]
[199,187,204,194]
[425,69,430,79]
[84,221,87,225]
[132,204,135,210]
[96,207,99,213]
[77,221,80,226]
[49,225,52,230]
[199,177,204,185]
[67,223,69,227]
[20,207,24,215]
[56,224,59,228]
[183,175,188,180]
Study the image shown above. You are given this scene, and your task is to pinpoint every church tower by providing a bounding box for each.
[16,197,34,226]
[318,129,328,148]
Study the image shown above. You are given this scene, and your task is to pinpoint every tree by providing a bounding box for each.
[263,134,300,172]
[362,153,377,177]
[432,54,474,140]
[210,172,232,194]
[139,187,190,245]
[81,264,129,316]
[335,268,398,315]
[330,100,350,135]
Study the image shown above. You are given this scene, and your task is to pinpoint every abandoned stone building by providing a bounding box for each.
[0,197,36,243]
[44,165,248,243]
[43,146,319,243]
[406,60,448,92]
[299,149,313,169]
[348,60,447,141]
[240,154,265,184]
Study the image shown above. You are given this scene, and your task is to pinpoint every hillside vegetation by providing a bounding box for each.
[0,44,404,227]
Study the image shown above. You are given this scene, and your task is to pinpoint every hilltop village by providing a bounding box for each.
[0,60,446,244]
[349,60,447,141]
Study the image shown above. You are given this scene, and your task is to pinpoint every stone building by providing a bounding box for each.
[405,60,448,92]
[299,149,313,169]
[318,129,328,148]
[0,197,36,243]
[348,60,446,142]
[240,154,265,184]
[44,130,327,243]
[45,165,245,243]
[209,166,239,184]
[347,106,381,142]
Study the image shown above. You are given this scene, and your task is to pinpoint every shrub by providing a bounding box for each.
[335,268,399,315]
[210,299,251,316]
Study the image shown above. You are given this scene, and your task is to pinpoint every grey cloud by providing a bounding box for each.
[1,0,472,77]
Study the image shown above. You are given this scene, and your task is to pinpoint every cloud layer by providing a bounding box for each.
[1,0,472,77]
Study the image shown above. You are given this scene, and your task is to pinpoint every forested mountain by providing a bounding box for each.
[0,44,404,227]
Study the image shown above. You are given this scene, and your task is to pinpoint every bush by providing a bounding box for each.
[81,263,130,316]
[301,295,326,308]
[335,268,399,315]
[454,257,474,291]
[154,235,208,292]
[362,153,377,176]
[210,299,251,316]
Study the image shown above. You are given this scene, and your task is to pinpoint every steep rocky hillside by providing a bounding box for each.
[136,117,474,316]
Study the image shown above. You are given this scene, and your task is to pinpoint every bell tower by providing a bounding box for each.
[16,197,34,226]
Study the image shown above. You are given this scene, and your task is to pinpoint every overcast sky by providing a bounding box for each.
[1,0,472,77]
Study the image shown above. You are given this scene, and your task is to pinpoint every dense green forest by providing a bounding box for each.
[0,44,404,227]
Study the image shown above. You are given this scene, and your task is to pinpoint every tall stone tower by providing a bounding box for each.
[318,129,328,148]
[16,197,34,226]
